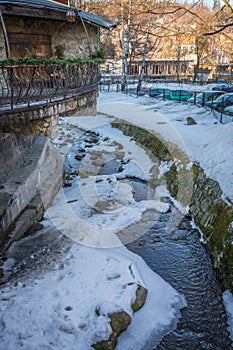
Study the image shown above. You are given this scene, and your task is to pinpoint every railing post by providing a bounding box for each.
[9,68,14,109]
[202,92,205,107]
[220,96,224,123]
[194,91,196,105]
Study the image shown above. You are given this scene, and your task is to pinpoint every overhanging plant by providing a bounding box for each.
[0,57,105,67]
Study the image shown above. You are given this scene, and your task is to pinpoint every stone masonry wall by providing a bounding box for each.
[190,165,233,291]
[0,27,7,61]
[4,16,98,59]
[0,90,98,137]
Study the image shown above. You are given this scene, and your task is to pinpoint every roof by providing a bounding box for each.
[0,0,68,12]
[0,0,117,29]
[78,11,117,30]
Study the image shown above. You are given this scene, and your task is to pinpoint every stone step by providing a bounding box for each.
[0,135,64,252]
[0,194,44,254]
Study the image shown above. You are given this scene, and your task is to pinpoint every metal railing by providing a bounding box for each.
[99,80,233,123]
[0,63,101,110]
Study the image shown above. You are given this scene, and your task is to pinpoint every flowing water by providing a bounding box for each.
[126,209,232,349]
[94,134,233,349]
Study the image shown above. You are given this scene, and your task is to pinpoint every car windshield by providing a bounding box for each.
[214,94,233,102]
[195,92,213,100]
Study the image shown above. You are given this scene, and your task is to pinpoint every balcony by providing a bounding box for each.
[0,62,101,112]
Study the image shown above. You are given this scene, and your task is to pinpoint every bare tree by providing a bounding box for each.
[137,14,153,91]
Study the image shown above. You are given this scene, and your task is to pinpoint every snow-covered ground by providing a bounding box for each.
[0,241,185,350]
[98,89,233,203]
[0,87,233,349]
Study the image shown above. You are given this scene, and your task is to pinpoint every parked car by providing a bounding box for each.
[187,91,226,105]
[128,87,150,96]
[212,83,233,92]
[157,89,193,102]
[169,90,193,101]
[222,105,233,116]
[205,92,233,111]
[148,88,165,97]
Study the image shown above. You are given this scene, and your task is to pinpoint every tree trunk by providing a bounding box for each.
[193,38,199,83]
[121,0,127,91]
[137,17,152,92]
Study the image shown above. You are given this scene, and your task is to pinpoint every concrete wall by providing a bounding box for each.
[0,86,98,252]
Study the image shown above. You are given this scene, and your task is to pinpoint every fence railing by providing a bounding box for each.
[99,81,233,124]
[0,63,101,110]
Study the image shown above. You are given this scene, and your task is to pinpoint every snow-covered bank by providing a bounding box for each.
[98,91,233,202]
[0,240,185,350]
[224,290,233,340]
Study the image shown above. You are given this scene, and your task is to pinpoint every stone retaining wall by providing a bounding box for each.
[112,120,233,293]
[0,90,98,137]
[190,165,233,291]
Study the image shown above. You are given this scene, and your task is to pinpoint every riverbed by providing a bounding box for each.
[0,111,232,349]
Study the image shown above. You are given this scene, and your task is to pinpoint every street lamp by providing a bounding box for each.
[66,8,76,22]
[66,0,76,23]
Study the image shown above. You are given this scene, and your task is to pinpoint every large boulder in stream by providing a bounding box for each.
[92,283,148,350]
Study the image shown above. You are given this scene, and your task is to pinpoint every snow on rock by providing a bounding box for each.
[45,118,171,249]
[0,244,185,350]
